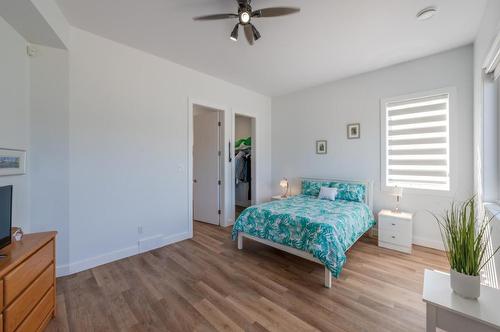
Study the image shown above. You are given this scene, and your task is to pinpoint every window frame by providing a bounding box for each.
[482,73,500,204]
[482,31,500,205]
[380,87,457,196]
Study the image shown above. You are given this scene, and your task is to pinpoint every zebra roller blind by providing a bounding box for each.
[383,92,450,191]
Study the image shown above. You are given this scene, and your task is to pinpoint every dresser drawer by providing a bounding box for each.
[15,287,54,332]
[4,264,54,332]
[4,240,54,305]
[0,280,4,311]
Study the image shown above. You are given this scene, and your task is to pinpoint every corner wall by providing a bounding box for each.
[29,44,70,269]
[0,14,272,275]
[272,46,474,249]
[0,17,31,233]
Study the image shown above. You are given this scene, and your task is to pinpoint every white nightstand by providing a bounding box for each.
[271,195,289,201]
[378,209,413,254]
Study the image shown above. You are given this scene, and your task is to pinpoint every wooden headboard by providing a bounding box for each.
[300,177,374,211]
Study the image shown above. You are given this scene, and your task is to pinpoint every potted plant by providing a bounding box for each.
[433,196,499,299]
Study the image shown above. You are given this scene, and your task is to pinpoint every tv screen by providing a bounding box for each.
[0,185,12,250]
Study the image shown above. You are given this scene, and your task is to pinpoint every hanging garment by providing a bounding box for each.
[234,151,246,184]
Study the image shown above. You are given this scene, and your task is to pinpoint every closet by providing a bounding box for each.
[235,115,253,217]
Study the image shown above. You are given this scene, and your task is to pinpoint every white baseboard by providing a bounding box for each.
[56,231,191,277]
[163,231,191,246]
[56,264,70,277]
[223,218,235,227]
[63,245,139,276]
[413,236,445,251]
[140,231,191,253]
[139,234,164,253]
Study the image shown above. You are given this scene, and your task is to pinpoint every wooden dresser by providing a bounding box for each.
[0,232,57,332]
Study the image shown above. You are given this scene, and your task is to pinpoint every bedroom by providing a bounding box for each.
[0,0,499,331]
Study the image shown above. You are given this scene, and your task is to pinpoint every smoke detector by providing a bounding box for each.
[417,7,438,21]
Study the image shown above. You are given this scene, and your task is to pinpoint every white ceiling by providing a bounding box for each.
[55,0,487,96]
[0,0,66,49]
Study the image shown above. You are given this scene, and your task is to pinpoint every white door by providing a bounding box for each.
[193,110,221,225]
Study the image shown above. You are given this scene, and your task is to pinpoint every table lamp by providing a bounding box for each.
[392,186,403,213]
[280,178,289,198]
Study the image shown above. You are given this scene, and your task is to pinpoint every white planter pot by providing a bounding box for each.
[450,269,480,299]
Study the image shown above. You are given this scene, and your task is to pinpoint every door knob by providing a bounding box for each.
[193,179,197,183]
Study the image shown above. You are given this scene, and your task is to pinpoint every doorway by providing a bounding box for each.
[234,114,256,220]
[192,104,224,225]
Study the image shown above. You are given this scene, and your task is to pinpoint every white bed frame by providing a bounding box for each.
[237,178,374,288]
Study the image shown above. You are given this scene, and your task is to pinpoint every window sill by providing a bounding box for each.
[381,185,454,198]
[484,202,500,220]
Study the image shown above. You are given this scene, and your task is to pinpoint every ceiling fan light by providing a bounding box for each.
[230,24,239,41]
[240,11,250,24]
[251,25,261,41]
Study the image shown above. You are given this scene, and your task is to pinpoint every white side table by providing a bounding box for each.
[378,209,413,253]
[271,195,288,201]
[423,269,500,331]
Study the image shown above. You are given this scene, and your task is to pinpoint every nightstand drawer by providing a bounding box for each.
[379,230,411,247]
[378,210,413,253]
[379,216,411,233]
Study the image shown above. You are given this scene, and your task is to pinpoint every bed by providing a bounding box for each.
[232,178,375,288]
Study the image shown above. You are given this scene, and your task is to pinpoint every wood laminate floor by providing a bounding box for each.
[47,222,448,332]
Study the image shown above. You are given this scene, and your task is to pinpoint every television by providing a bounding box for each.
[0,185,12,250]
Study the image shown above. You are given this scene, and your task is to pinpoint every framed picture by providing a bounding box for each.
[347,123,360,139]
[0,149,26,176]
[316,140,327,154]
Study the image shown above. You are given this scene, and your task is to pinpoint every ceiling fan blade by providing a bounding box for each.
[252,7,300,18]
[251,24,261,41]
[244,24,254,45]
[193,13,238,21]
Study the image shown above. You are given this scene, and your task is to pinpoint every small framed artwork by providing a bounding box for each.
[347,123,360,139]
[316,140,327,154]
[0,149,26,176]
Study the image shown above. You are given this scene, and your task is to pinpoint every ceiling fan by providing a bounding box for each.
[193,0,300,45]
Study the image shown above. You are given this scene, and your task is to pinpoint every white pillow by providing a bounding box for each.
[318,187,337,201]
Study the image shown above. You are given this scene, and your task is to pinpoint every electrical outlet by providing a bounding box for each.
[138,225,143,234]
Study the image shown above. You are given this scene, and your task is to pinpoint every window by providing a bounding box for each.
[483,32,500,204]
[381,90,451,191]
[482,76,499,203]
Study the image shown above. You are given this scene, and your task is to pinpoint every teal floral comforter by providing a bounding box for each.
[232,195,375,278]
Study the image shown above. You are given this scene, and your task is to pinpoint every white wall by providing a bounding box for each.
[67,27,271,273]
[236,115,252,141]
[272,46,474,249]
[0,17,31,232]
[29,44,70,268]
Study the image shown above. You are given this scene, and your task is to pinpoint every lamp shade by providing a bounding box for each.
[391,186,403,197]
[280,178,288,188]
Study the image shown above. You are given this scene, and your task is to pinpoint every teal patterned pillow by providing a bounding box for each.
[329,182,366,203]
[301,180,330,196]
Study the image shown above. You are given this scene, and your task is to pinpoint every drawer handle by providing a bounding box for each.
[391,223,396,226]
[391,236,396,239]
